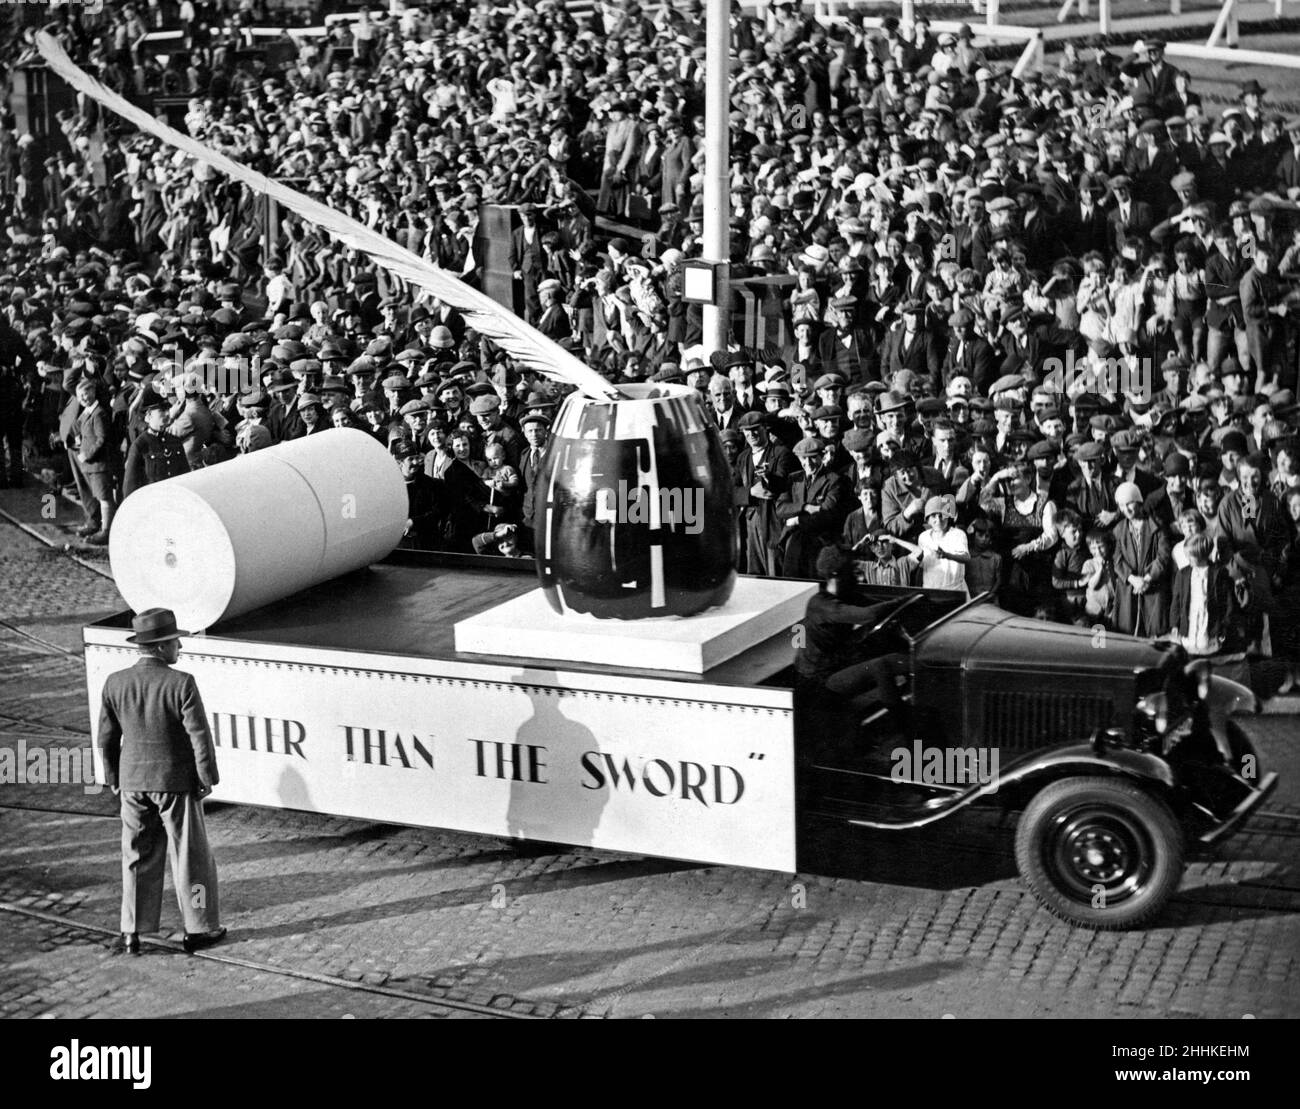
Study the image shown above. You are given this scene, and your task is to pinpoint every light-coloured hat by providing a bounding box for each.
[1116,481,1144,506]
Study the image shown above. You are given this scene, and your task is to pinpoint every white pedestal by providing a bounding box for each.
[453,578,817,674]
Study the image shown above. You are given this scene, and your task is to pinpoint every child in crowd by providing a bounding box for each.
[1082,527,1118,628]
[1050,508,1090,622]
[964,516,1002,599]
[1171,508,1206,570]
[858,527,918,586]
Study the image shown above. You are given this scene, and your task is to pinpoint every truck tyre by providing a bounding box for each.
[1015,777,1184,930]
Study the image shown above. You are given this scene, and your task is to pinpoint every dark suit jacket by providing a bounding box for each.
[881,468,948,539]
[1217,490,1289,570]
[1124,144,1180,210]
[734,442,799,547]
[1204,248,1247,329]
[1134,63,1179,119]
[520,445,547,529]
[1067,474,1118,530]
[509,227,545,277]
[1062,203,1112,260]
[76,404,115,475]
[941,335,997,395]
[881,325,942,385]
[98,657,219,793]
[1143,486,1192,540]
[1108,201,1155,257]
[776,467,853,577]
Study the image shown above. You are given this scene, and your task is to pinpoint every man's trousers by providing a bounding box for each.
[119,790,220,935]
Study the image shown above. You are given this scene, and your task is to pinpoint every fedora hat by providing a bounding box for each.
[126,608,189,645]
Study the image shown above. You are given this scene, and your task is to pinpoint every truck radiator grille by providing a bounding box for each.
[981,691,1114,751]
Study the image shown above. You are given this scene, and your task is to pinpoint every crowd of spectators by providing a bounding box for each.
[0,2,1299,692]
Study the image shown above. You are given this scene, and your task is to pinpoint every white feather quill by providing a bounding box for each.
[35,31,623,401]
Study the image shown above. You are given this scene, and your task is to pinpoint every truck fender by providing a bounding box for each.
[847,744,1175,832]
[1206,675,1258,763]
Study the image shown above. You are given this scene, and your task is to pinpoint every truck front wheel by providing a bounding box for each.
[1015,777,1184,930]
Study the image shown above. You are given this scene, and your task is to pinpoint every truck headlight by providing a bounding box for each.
[1136,692,1170,735]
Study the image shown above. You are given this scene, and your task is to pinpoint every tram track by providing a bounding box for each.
[0,616,82,659]
[0,900,566,1020]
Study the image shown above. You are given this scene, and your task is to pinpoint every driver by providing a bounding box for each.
[795,547,913,742]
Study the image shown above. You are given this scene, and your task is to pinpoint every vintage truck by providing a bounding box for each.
[83,555,1276,931]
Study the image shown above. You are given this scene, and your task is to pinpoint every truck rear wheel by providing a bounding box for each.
[1015,777,1184,930]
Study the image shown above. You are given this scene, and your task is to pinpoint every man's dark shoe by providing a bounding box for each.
[182,927,226,954]
[114,933,140,956]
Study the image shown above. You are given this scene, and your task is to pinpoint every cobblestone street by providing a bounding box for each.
[1,490,1297,1019]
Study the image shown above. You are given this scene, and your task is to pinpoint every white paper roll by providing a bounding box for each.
[110,428,408,631]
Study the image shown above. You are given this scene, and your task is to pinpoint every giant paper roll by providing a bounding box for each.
[109,428,408,631]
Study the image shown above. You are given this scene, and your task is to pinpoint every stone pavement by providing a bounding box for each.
[0,907,487,1020]
[1,488,1297,1019]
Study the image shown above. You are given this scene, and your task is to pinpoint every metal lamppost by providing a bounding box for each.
[700,0,731,356]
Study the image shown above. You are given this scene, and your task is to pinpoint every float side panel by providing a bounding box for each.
[83,636,797,873]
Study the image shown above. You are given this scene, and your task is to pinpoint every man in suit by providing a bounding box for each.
[956,191,994,277]
[1205,222,1250,371]
[1127,40,1179,119]
[509,204,547,324]
[881,449,949,540]
[1106,176,1155,258]
[1062,174,1111,260]
[818,296,874,383]
[98,608,225,957]
[1217,452,1290,575]
[1124,119,1180,212]
[1015,183,1066,272]
[941,308,997,395]
[707,375,747,432]
[73,377,118,546]
[519,410,551,552]
[735,412,799,577]
[881,300,942,386]
[1067,441,1120,531]
[777,436,853,579]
